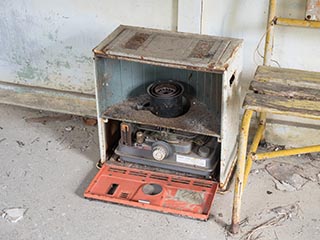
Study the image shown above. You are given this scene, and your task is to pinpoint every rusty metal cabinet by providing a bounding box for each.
[94,25,243,188]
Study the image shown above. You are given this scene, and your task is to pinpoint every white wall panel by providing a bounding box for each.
[177,0,202,33]
[0,0,177,94]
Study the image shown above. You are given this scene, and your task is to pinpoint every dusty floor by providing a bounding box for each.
[0,103,320,240]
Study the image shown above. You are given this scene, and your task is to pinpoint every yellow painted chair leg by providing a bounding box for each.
[231,109,254,234]
[243,112,266,187]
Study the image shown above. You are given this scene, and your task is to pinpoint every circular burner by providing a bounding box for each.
[147,81,185,118]
[148,82,183,98]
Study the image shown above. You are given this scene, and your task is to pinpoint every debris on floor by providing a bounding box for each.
[259,141,286,151]
[82,117,97,126]
[265,157,320,191]
[240,203,300,240]
[16,140,25,148]
[64,126,74,132]
[1,104,319,239]
[1,208,27,223]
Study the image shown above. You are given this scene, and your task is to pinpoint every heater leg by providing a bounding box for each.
[97,117,107,166]
[231,109,253,234]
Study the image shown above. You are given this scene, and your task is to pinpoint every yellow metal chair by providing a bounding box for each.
[231,0,320,234]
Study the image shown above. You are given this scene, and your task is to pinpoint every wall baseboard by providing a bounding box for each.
[0,81,96,117]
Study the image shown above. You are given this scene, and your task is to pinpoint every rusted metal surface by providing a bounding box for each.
[82,117,97,126]
[189,40,215,58]
[125,33,150,50]
[306,0,320,21]
[219,47,243,188]
[94,25,243,73]
[103,94,220,137]
[94,26,243,188]
[231,109,254,234]
[84,164,218,220]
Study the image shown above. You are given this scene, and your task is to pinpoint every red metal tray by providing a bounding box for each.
[84,164,218,220]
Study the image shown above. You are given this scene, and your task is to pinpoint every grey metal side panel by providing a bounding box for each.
[0,81,96,116]
[220,46,243,186]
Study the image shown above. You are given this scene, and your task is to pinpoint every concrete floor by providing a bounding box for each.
[1,103,320,240]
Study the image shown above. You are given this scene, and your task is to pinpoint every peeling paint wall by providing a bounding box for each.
[0,0,177,94]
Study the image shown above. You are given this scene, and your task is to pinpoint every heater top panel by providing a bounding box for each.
[94,25,243,73]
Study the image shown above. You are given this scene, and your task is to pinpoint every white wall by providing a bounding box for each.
[0,0,177,94]
[0,0,319,146]
[202,0,320,85]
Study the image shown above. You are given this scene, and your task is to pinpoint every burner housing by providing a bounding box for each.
[147,81,185,118]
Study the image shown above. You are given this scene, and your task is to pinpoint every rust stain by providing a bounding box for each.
[306,0,320,20]
[99,53,225,73]
[189,40,214,58]
[124,33,150,50]
[93,25,242,74]
[93,49,105,55]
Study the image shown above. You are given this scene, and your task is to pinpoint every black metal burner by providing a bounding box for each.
[147,81,185,118]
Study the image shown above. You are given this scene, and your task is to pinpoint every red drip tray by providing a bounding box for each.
[84,164,218,220]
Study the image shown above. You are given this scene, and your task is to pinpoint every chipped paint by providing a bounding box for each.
[0,1,97,94]
[17,65,37,80]
[306,0,320,20]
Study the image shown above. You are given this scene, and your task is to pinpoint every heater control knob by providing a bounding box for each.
[152,142,170,161]
[152,146,168,161]
[198,146,210,158]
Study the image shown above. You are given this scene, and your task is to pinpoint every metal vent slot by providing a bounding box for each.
[149,174,169,181]
[106,184,119,195]
[85,164,219,220]
[119,192,129,199]
[109,167,127,174]
[193,181,213,188]
[128,171,148,177]
[171,178,190,185]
